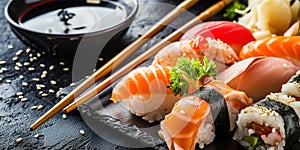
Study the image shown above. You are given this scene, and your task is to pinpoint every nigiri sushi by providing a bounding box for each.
[152,36,239,72]
[180,21,255,54]
[159,80,252,150]
[239,36,300,66]
[110,64,180,123]
[217,56,299,101]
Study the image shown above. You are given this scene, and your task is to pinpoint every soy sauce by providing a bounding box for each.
[20,6,127,34]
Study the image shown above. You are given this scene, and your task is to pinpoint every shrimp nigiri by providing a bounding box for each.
[159,80,252,150]
[152,36,239,72]
[111,64,179,123]
[239,36,300,66]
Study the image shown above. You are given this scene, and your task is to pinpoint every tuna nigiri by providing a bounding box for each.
[111,64,180,123]
[180,21,255,54]
[159,80,252,150]
[239,36,300,66]
[152,36,239,72]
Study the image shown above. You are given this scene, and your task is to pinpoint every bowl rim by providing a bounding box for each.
[4,0,139,37]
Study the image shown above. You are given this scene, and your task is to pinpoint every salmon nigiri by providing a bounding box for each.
[159,80,252,150]
[111,64,180,123]
[152,36,239,72]
[239,36,300,66]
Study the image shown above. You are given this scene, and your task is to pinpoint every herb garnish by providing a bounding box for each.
[223,0,247,20]
[168,57,217,96]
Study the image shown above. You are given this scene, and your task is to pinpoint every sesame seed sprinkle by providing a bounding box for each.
[19,75,24,79]
[28,67,35,71]
[41,93,48,97]
[59,62,65,65]
[16,137,22,143]
[32,78,40,82]
[16,62,23,67]
[34,134,39,138]
[49,65,54,70]
[40,64,45,68]
[0,61,6,65]
[22,82,28,86]
[6,80,11,83]
[7,44,14,49]
[49,89,55,93]
[16,50,23,56]
[16,92,23,96]
[24,62,30,66]
[80,130,85,135]
[50,80,57,85]
[12,57,18,61]
[37,105,43,110]
[21,98,28,102]
[26,48,31,53]
[15,66,20,70]
[70,83,76,86]
[62,114,67,119]
[63,68,70,71]
[31,106,38,110]
[37,53,41,57]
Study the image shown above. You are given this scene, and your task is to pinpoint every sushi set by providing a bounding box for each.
[31,0,300,149]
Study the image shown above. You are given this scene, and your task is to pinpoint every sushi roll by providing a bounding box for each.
[234,93,300,150]
[159,81,252,150]
[281,70,300,97]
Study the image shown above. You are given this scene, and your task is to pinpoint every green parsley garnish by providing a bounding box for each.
[168,57,217,96]
[223,0,247,20]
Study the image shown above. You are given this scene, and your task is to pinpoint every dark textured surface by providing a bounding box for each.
[0,0,226,149]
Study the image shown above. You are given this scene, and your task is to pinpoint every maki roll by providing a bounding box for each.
[159,80,252,150]
[281,70,300,98]
[234,93,300,150]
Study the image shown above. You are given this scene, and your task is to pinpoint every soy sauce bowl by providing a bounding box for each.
[4,0,138,55]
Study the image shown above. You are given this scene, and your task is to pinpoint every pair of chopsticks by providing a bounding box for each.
[30,0,233,130]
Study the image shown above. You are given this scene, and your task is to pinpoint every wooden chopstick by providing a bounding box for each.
[30,0,200,130]
[62,0,234,113]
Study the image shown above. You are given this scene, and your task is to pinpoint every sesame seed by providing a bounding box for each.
[32,78,40,82]
[32,57,37,60]
[28,67,35,71]
[36,84,45,88]
[59,62,65,65]
[19,75,24,79]
[50,80,57,85]
[12,57,18,61]
[26,48,31,53]
[42,71,47,75]
[6,80,11,83]
[16,137,22,143]
[41,93,48,97]
[98,58,104,61]
[49,89,55,93]
[30,58,34,62]
[70,83,76,86]
[24,62,30,66]
[0,70,3,74]
[36,86,41,90]
[63,68,70,71]
[15,66,20,71]
[34,134,39,138]
[18,95,24,99]
[39,91,43,95]
[0,61,6,65]
[41,74,47,79]
[7,44,14,49]
[0,78,2,82]
[49,65,54,70]
[16,50,23,56]
[31,106,38,110]
[42,51,46,55]
[16,92,23,96]
[40,64,45,68]
[29,54,33,57]
[79,130,85,135]
[1,68,8,72]
[37,105,43,110]
[16,62,23,67]
[62,114,67,119]
[37,53,41,57]
[59,87,63,91]
[21,98,28,102]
